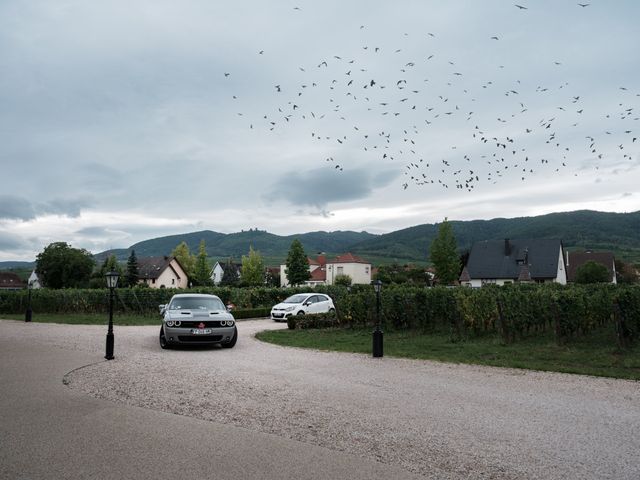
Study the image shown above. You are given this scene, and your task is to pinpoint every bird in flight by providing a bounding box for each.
[577,3,590,7]
[515,4,528,9]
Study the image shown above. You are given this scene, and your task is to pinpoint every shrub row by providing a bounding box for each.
[335,284,640,347]
[287,312,340,330]
[232,307,271,320]
[0,285,345,316]
[2,283,639,347]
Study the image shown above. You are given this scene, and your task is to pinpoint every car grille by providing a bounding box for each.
[272,313,285,318]
[174,321,228,328]
[177,335,223,343]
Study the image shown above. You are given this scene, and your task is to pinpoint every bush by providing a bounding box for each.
[232,307,271,319]
[287,311,339,330]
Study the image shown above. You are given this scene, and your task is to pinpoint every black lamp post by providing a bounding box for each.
[105,270,119,360]
[25,281,33,322]
[371,279,383,358]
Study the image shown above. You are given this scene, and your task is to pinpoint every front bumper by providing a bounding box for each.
[270,310,294,320]
[163,325,236,345]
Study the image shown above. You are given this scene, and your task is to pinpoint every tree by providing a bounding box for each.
[334,274,352,287]
[285,239,311,286]
[35,242,95,289]
[171,241,196,278]
[193,240,212,286]
[125,249,139,287]
[219,258,240,287]
[241,245,265,287]
[429,218,460,285]
[265,268,281,287]
[574,261,611,284]
[615,259,639,284]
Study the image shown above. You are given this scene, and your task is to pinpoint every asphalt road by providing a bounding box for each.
[0,320,422,480]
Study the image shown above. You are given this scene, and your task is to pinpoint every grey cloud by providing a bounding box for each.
[75,226,111,236]
[0,195,91,220]
[0,196,36,220]
[0,230,24,250]
[265,167,400,208]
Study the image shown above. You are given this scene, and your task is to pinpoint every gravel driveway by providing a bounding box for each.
[5,319,638,479]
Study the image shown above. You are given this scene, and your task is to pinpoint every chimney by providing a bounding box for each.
[504,239,511,256]
[317,253,326,266]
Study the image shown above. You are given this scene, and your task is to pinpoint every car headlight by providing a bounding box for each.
[220,320,235,327]
[166,320,174,327]
[174,320,181,327]
[284,306,295,312]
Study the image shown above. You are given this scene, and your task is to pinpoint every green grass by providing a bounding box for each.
[1,313,160,326]
[255,327,640,380]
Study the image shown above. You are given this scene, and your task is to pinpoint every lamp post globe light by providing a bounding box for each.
[371,279,383,358]
[25,280,33,322]
[105,270,119,360]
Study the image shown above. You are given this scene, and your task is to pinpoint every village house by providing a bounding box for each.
[566,250,617,284]
[28,270,42,289]
[210,261,242,285]
[460,238,567,287]
[0,272,26,290]
[137,256,189,289]
[280,252,372,287]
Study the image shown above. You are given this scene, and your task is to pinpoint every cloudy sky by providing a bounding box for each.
[1,1,638,261]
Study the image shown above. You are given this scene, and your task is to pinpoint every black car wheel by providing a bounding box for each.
[159,326,170,349]
[222,326,238,348]
[297,310,305,315]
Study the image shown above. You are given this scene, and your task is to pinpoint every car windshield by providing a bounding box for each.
[282,294,310,304]
[169,297,225,311]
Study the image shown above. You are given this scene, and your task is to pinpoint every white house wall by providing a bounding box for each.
[326,263,371,285]
[210,263,224,285]
[555,247,567,285]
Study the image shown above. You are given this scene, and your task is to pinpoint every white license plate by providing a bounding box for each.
[191,329,212,335]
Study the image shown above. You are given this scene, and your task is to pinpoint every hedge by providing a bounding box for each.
[1,283,639,347]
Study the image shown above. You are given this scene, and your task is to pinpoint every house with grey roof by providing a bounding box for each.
[137,256,189,289]
[459,238,567,287]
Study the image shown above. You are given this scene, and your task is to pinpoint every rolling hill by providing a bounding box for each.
[91,210,640,266]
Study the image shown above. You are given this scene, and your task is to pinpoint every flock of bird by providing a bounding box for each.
[224,3,638,192]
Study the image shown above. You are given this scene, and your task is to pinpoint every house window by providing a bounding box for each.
[337,266,344,275]
[365,266,369,274]
[171,278,175,285]
[152,279,156,284]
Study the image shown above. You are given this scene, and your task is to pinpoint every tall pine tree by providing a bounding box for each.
[193,240,212,286]
[219,257,239,287]
[285,239,311,286]
[126,249,139,287]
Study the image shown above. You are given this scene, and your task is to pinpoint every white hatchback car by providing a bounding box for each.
[270,293,335,321]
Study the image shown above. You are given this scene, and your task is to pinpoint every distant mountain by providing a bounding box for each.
[90,209,640,266]
[0,261,35,270]
[97,229,378,263]
[349,210,640,263]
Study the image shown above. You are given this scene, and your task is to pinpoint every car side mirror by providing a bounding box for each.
[159,304,166,316]
[303,302,310,306]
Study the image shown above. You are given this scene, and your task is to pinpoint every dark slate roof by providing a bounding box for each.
[465,238,563,280]
[566,251,615,282]
[137,256,184,280]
